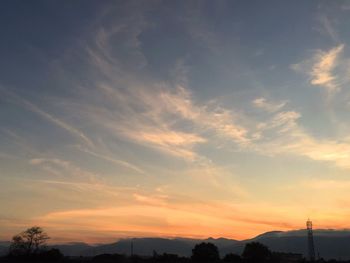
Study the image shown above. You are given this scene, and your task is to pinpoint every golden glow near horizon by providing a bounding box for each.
[1,1,350,244]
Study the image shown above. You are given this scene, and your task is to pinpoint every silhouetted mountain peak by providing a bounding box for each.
[252,231,284,240]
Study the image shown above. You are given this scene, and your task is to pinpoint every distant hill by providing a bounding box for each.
[2,229,350,259]
[50,242,93,257]
[248,229,350,260]
[227,229,350,260]
[0,242,10,257]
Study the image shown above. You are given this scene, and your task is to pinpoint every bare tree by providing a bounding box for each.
[10,226,50,255]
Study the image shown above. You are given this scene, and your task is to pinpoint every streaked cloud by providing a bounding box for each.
[316,15,340,43]
[2,90,94,147]
[76,146,145,174]
[291,44,345,92]
[64,32,250,160]
[254,109,350,169]
[29,158,100,182]
[310,44,344,91]
[252,97,287,113]
[32,199,305,243]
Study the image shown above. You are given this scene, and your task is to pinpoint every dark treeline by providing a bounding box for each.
[1,227,349,263]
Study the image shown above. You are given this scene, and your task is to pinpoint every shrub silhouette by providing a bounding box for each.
[191,242,220,262]
[242,242,271,263]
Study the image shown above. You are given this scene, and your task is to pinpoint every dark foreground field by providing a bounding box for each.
[1,250,349,263]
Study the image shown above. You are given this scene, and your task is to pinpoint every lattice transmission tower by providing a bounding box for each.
[307,219,316,261]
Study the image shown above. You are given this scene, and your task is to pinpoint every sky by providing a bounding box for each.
[1,0,350,244]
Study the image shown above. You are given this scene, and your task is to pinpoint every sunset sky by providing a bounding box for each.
[2,0,350,244]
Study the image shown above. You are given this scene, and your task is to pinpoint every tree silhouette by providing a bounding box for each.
[9,226,50,256]
[242,242,271,263]
[191,242,220,262]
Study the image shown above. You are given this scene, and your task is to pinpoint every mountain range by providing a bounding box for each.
[2,229,350,260]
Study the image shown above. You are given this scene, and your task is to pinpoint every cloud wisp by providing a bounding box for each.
[29,158,100,182]
[1,89,94,147]
[252,97,287,113]
[59,38,350,169]
[253,107,350,169]
[310,44,344,92]
[291,44,345,93]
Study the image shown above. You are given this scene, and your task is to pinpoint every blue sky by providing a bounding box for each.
[1,0,350,243]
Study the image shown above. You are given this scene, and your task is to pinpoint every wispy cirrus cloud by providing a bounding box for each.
[2,89,94,147]
[83,22,350,170]
[253,107,350,169]
[310,44,344,91]
[64,45,350,169]
[29,158,100,182]
[24,102,93,147]
[61,24,250,161]
[70,84,208,160]
[72,82,250,160]
[160,86,250,145]
[252,97,287,113]
[316,14,340,43]
[291,44,345,92]
[75,146,145,174]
